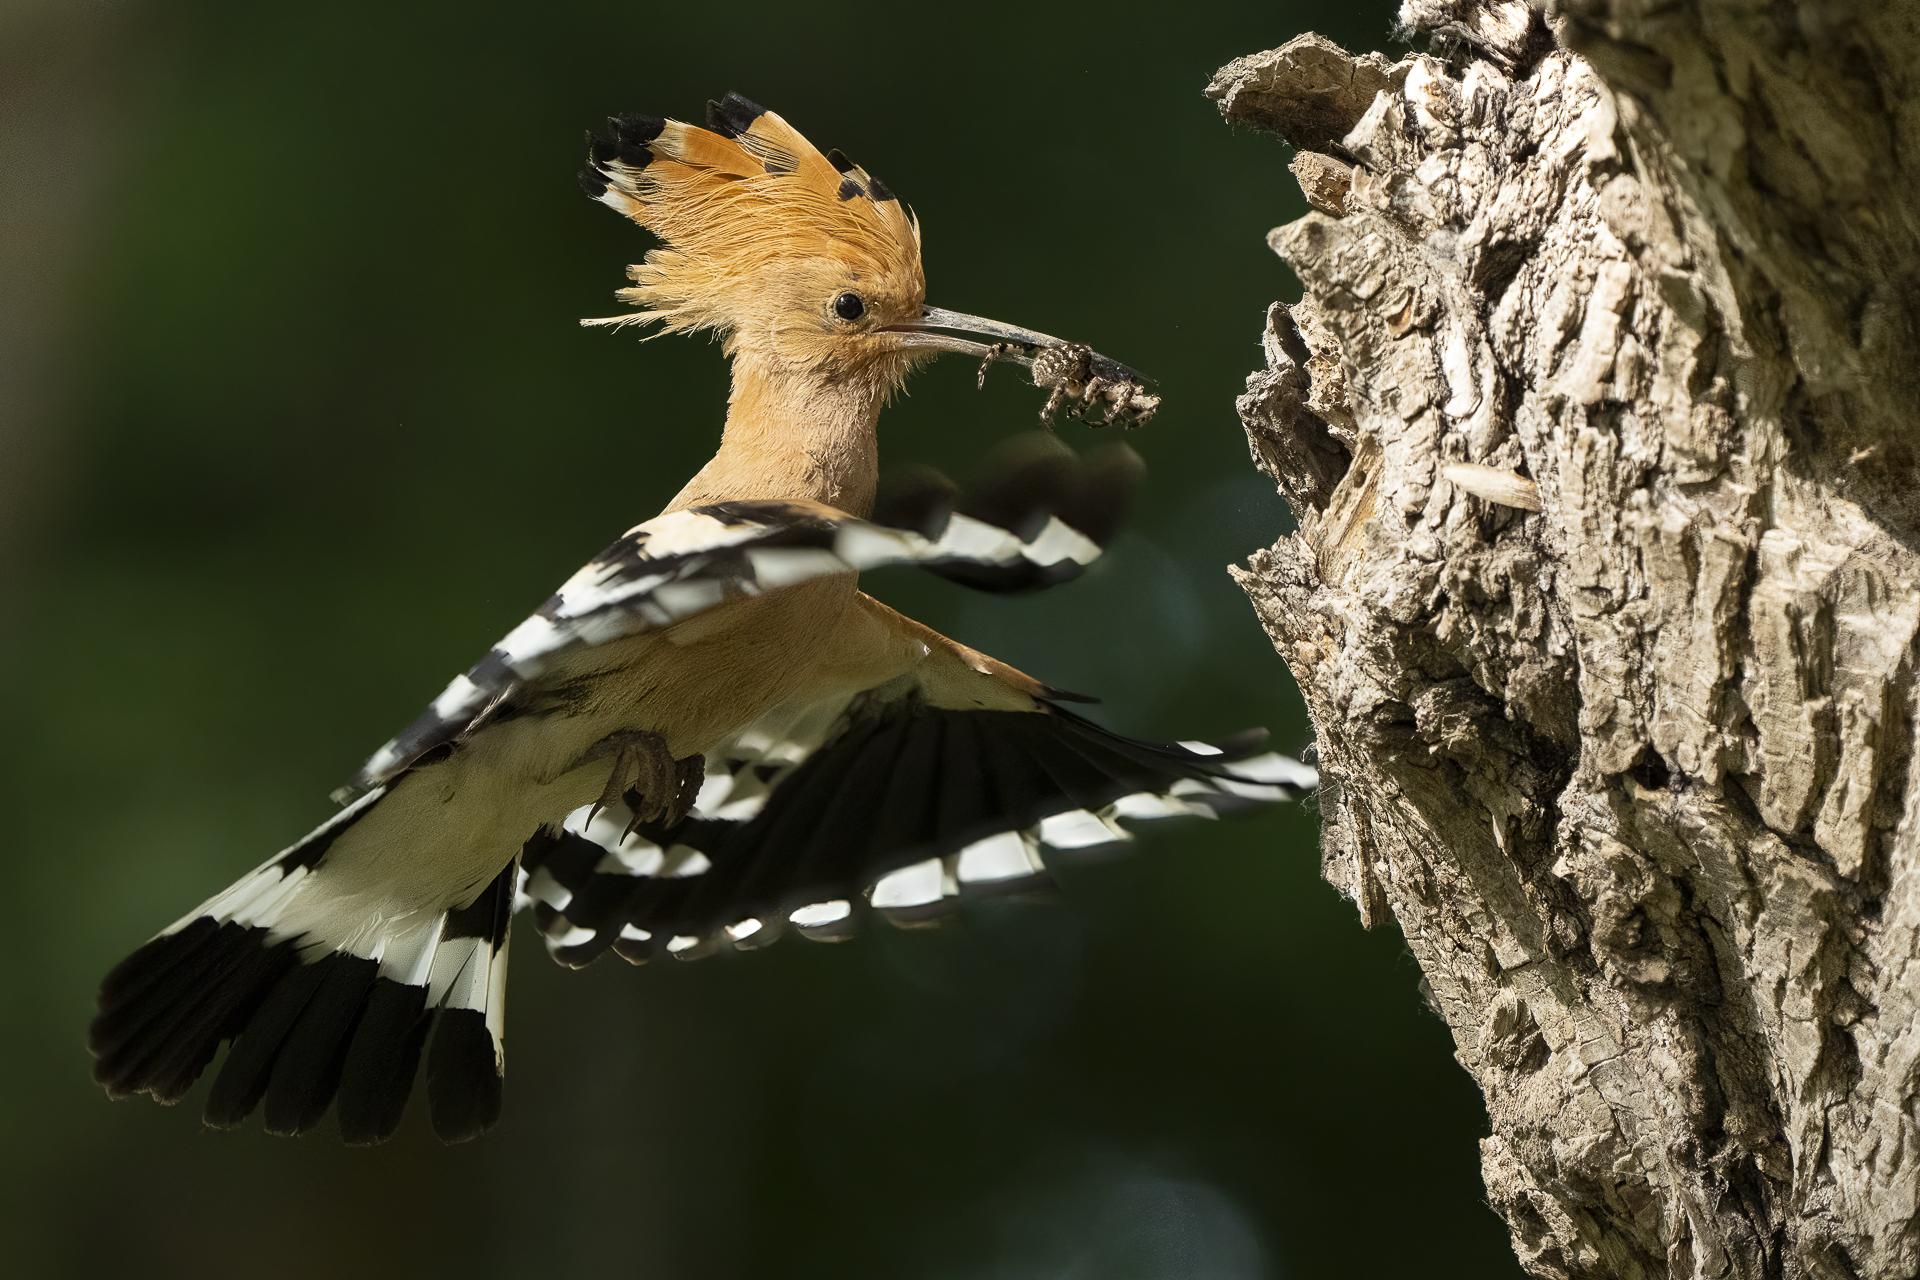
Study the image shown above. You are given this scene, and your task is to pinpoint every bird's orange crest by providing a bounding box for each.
[581,94,926,383]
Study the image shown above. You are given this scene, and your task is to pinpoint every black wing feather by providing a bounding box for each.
[526,699,1309,964]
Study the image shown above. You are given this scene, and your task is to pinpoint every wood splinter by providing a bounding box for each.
[1441,462,1541,512]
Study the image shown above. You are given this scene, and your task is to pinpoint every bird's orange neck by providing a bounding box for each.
[669,356,884,516]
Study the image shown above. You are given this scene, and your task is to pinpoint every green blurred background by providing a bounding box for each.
[0,1,1524,1276]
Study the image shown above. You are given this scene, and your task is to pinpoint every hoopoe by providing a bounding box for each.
[89,94,1316,1144]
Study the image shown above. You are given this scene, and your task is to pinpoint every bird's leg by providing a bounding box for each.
[577,729,705,831]
[656,754,706,836]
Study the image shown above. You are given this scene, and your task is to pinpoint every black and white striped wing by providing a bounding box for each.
[335,441,1142,803]
[518,689,1317,968]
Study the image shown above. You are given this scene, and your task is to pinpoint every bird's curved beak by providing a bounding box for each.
[884,306,1147,386]
[882,306,1158,427]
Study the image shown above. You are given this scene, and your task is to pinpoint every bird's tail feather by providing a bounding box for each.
[88,791,515,1144]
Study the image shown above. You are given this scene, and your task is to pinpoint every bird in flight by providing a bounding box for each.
[89,94,1315,1144]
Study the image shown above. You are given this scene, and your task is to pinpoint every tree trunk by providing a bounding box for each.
[1209,3,1920,1277]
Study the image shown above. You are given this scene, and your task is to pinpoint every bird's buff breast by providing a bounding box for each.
[541,573,861,766]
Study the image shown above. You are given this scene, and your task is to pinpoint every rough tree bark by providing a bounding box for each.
[1209,3,1920,1277]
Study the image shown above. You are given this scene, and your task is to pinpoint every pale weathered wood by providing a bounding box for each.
[1211,3,1920,1276]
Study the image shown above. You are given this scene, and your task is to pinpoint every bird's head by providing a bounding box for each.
[582,94,1153,422]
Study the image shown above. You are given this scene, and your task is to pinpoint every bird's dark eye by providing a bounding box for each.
[833,291,866,322]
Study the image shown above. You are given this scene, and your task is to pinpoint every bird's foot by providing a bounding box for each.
[579,730,704,832]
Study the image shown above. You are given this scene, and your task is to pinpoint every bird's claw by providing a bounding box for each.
[580,730,704,833]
